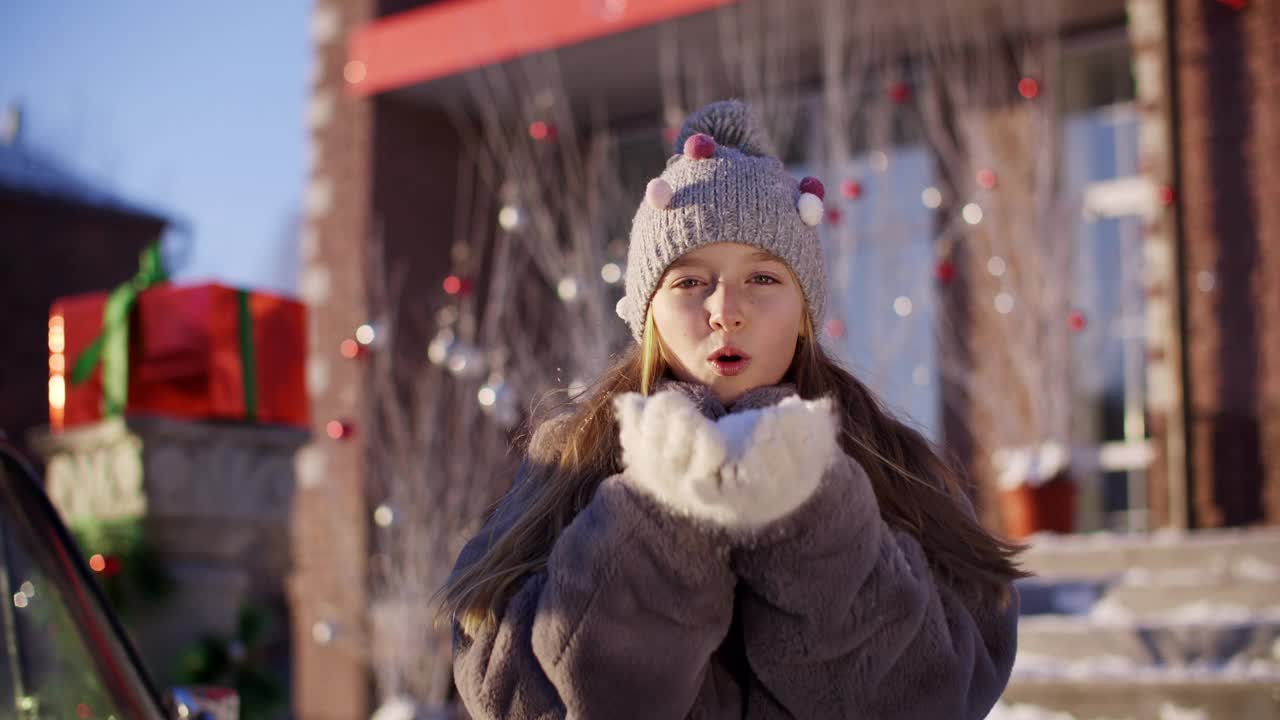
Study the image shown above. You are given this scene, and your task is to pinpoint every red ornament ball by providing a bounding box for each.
[443,275,473,296]
[77,705,92,720]
[528,121,554,141]
[326,419,356,441]
[976,168,998,190]
[935,260,957,284]
[1068,310,1088,333]
[824,319,846,339]
[103,555,123,578]
[1157,185,1178,207]
[1017,77,1040,100]
[888,82,912,104]
[683,133,717,159]
[339,339,364,359]
[799,176,826,200]
[825,208,843,225]
[840,180,863,199]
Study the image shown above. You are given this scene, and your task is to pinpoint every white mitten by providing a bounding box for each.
[615,391,839,530]
[614,390,729,518]
[713,396,839,529]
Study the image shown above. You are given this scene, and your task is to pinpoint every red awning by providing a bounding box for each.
[345,0,740,96]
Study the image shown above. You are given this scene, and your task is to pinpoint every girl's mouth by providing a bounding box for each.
[707,347,751,377]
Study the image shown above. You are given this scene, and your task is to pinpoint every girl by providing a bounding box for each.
[439,100,1025,719]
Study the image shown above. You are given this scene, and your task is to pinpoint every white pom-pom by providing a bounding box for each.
[616,295,633,321]
[798,192,824,226]
[645,178,674,210]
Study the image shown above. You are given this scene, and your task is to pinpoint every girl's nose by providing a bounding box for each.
[708,283,745,332]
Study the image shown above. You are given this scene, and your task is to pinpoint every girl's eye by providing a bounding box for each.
[750,274,780,285]
[673,278,703,289]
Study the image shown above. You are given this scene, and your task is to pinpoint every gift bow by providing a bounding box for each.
[70,243,168,417]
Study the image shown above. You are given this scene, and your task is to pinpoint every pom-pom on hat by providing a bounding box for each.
[618,99,828,342]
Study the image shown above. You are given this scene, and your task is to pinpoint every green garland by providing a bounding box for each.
[70,516,175,616]
[71,516,286,719]
[176,604,287,720]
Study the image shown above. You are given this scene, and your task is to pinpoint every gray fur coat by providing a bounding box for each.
[450,381,1018,719]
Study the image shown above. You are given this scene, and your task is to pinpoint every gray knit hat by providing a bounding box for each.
[617,100,829,342]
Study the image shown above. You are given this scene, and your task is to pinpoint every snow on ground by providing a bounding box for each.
[986,700,1212,720]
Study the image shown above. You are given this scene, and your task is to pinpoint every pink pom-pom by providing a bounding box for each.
[683,133,716,159]
[645,178,674,209]
[799,176,825,200]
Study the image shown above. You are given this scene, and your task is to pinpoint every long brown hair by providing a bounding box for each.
[439,308,1027,637]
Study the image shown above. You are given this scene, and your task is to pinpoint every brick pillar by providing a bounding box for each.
[292,0,376,716]
[1243,1,1280,525]
[1174,0,1270,528]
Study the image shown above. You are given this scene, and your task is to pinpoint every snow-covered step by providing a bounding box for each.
[998,676,1280,720]
[1018,528,1280,580]
[1097,580,1280,615]
[1016,615,1280,667]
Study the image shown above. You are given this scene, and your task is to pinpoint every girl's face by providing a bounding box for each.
[650,242,806,405]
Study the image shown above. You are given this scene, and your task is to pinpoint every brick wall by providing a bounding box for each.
[0,194,160,463]
[292,0,376,715]
[1175,0,1278,527]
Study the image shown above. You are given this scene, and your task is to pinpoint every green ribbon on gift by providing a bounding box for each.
[237,289,259,423]
[69,243,169,417]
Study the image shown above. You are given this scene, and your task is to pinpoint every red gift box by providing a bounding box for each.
[51,283,309,429]
[50,292,137,429]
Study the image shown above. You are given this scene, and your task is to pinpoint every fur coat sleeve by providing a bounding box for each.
[449,414,740,720]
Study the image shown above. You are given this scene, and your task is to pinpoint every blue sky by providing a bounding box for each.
[0,2,311,296]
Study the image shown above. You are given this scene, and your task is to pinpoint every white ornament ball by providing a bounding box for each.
[798,192,825,226]
[645,178,674,210]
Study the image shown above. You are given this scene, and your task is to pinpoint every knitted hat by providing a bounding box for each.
[617,100,828,342]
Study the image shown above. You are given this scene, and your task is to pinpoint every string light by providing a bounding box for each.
[962,203,984,225]
[921,187,942,209]
[600,263,622,284]
[355,324,376,345]
[1017,77,1040,99]
[987,256,1007,277]
[976,168,998,190]
[498,206,523,231]
[557,277,580,302]
[343,61,366,84]
[893,296,914,317]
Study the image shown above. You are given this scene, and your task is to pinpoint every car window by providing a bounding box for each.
[0,448,163,720]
